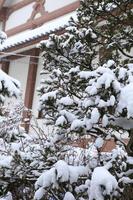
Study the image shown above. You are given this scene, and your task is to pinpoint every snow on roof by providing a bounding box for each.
[1,12,77,51]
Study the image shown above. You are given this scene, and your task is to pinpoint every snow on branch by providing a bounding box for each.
[34,160,88,200]
[0,69,21,103]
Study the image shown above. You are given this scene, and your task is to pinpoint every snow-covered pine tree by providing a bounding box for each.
[36,0,133,199]
[78,0,133,65]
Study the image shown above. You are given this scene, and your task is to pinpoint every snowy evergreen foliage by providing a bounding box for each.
[0,102,62,199]
[37,0,133,199]
[0,32,7,45]
[0,33,38,199]
[0,1,132,200]
[0,31,20,104]
[0,70,20,104]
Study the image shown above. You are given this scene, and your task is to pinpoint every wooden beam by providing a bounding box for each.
[1,49,36,61]
[8,0,35,15]
[0,0,5,10]
[6,1,80,37]
[23,48,39,132]
[0,7,7,21]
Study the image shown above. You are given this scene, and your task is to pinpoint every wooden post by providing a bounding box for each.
[24,48,39,132]
[123,130,133,200]
[0,0,5,10]
[1,60,10,74]
[24,48,39,109]
[126,130,133,156]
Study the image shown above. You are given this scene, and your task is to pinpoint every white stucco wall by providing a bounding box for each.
[4,0,21,6]
[31,55,53,134]
[32,55,43,117]
[5,0,78,31]
[8,57,29,100]
[0,22,3,31]
[5,3,34,30]
[45,0,78,12]
[12,0,22,5]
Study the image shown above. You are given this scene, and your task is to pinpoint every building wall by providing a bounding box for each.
[4,0,22,6]
[12,0,22,5]
[5,3,34,30]
[30,54,53,134]
[0,21,3,31]
[5,0,79,34]
[32,55,43,116]
[32,54,49,116]
[1,0,79,116]
[45,0,77,12]
[8,57,29,100]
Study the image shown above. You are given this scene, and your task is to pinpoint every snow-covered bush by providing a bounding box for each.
[0,104,60,199]
[34,160,89,200]
[37,0,133,199]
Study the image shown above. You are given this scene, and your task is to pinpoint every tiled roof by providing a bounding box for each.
[1,12,77,51]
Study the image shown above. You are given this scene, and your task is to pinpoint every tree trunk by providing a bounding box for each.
[121,185,133,200]
[122,130,133,199]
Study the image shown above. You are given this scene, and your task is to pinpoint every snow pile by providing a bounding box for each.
[91,108,100,124]
[71,119,84,131]
[118,83,133,118]
[127,156,133,165]
[58,96,74,106]
[59,110,77,123]
[63,192,76,200]
[39,90,57,102]
[55,115,67,126]
[89,167,118,200]
[0,192,12,200]
[0,156,12,168]
[94,137,104,149]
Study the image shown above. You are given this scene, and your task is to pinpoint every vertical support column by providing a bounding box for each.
[24,48,40,132]
[0,0,5,9]
[24,48,40,109]
[1,60,10,74]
